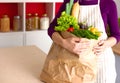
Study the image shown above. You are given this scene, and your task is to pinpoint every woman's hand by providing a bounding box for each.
[93,40,106,56]
[52,32,117,56]
[52,32,91,55]
[93,37,117,56]
[62,37,91,55]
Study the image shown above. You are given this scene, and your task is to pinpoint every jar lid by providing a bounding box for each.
[27,13,32,16]
[35,13,38,16]
[14,16,20,19]
[3,15,8,18]
[43,14,47,17]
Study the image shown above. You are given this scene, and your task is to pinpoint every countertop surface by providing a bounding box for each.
[112,42,120,56]
[0,44,119,83]
[0,45,46,83]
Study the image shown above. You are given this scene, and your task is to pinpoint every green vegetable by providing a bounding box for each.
[55,11,79,31]
[65,0,74,15]
[66,3,69,15]
[72,29,99,40]
[55,0,101,40]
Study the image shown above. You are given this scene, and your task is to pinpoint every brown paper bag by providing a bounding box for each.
[40,31,98,83]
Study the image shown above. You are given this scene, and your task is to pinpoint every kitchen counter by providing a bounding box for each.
[0,46,46,83]
[0,44,119,83]
[112,42,120,56]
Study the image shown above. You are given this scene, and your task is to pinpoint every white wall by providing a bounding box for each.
[114,1,120,82]
[115,54,120,83]
[115,0,120,17]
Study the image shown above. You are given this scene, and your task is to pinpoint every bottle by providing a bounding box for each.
[13,15,21,31]
[26,13,33,31]
[40,14,49,30]
[0,15,10,32]
[33,13,39,30]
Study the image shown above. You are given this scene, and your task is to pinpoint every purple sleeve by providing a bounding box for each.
[48,0,77,38]
[107,1,120,42]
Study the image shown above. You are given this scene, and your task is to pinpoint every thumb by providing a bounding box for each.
[73,37,81,42]
[98,40,104,46]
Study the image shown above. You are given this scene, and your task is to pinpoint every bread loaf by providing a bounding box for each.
[71,1,80,20]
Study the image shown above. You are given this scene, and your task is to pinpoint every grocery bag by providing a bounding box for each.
[40,31,98,83]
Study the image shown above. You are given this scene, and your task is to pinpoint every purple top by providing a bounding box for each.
[48,0,120,42]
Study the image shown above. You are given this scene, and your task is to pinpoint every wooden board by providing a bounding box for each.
[0,45,46,83]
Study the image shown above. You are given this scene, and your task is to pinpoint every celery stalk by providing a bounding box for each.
[69,0,74,14]
[65,0,74,15]
[66,3,69,14]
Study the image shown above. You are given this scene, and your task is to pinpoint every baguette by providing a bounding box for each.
[71,1,80,20]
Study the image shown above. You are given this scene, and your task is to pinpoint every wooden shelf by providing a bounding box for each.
[0,0,63,53]
[0,0,63,3]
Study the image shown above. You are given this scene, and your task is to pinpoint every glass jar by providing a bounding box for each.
[40,14,49,30]
[0,15,10,32]
[33,13,39,30]
[13,15,21,31]
[26,13,33,31]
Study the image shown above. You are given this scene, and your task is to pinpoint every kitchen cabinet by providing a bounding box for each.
[25,30,52,54]
[0,32,24,47]
[0,0,63,54]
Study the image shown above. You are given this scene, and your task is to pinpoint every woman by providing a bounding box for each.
[47,0,120,83]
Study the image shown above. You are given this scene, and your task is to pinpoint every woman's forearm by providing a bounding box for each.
[93,37,117,55]
[51,32,65,47]
[51,32,92,55]
[104,37,117,48]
